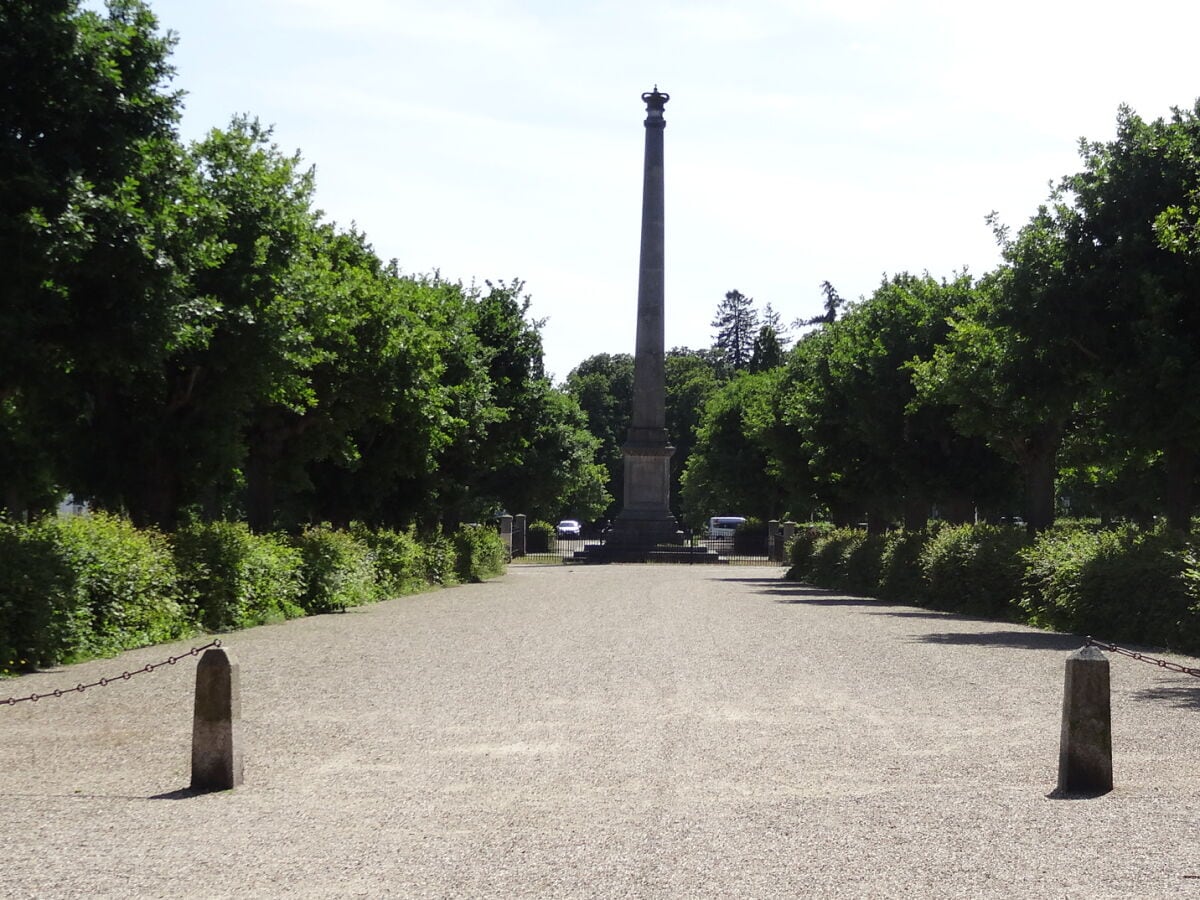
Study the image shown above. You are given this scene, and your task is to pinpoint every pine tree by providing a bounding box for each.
[711,289,759,373]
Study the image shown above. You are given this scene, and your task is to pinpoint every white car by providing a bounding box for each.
[556,519,582,537]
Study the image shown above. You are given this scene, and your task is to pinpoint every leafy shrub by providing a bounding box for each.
[733,517,769,555]
[526,520,555,553]
[1021,526,1198,647]
[920,523,1027,617]
[453,524,507,583]
[0,513,191,672]
[294,526,377,614]
[353,525,427,598]
[174,521,303,631]
[418,529,458,585]
[877,528,934,603]
[785,523,834,580]
[838,531,886,595]
[0,518,89,672]
[807,528,865,587]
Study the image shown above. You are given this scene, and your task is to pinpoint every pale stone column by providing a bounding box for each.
[498,514,513,560]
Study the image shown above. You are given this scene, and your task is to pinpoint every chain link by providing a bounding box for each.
[1,640,223,707]
[1084,636,1200,678]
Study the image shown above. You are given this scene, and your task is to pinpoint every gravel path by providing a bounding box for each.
[2,564,1199,899]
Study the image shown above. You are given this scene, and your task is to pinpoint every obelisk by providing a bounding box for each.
[609,87,681,550]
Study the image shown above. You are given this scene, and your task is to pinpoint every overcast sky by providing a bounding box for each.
[134,0,1200,381]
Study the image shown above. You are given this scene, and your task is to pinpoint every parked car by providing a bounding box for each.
[556,519,582,538]
[707,516,746,539]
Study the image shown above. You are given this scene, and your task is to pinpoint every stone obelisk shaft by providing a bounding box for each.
[611,88,679,549]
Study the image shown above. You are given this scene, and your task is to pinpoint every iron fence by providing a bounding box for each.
[512,529,782,565]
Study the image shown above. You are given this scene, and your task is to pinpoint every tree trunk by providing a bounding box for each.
[940,495,975,525]
[902,496,928,530]
[1023,448,1056,534]
[1164,442,1194,533]
[1017,421,1063,534]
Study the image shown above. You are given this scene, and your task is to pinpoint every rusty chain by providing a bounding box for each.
[1,639,222,707]
[1085,636,1200,678]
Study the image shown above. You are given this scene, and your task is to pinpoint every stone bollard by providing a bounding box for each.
[1057,645,1112,795]
[191,646,243,792]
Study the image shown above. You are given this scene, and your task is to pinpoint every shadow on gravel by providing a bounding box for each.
[148,787,206,801]
[913,631,1083,651]
[1131,684,1200,711]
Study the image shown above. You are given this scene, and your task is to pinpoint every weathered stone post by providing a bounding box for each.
[498,514,513,560]
[191,646,243,792]
[783,521,797,558]
[513,514,527,558]
[1057,645,1112,794]
[768,520,782,562]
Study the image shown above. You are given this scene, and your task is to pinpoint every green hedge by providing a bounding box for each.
[294,525,378,614]
[786,521,1200,653]
[919,524,1027,617]
[174,521,304,631]
[453,524,507,583]
[353,525,427,598]
[0,513,192,673]
[2,515,507,677]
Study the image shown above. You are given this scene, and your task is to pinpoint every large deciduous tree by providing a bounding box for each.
[1063,103,1200,531]
[0,0,190,516]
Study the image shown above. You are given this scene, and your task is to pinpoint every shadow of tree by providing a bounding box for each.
[912,631,1084,652]
[1131,684,1200,710]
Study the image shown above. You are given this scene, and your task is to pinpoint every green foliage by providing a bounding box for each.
[785,524,834,580]
[452,525,507,583]
[173,521,303,631]
[732,517,769,556]
[877,528,934,603]
[352,525,427,598]
[294,526,377,614]
[0,513,191,673]
[418,530,458,586]
[919,524,1027,617]
[1021,527,1198,648]
[526,521,556,554]
[805,528,865,587]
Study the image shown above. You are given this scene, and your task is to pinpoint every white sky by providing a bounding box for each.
[133,0,1200,382]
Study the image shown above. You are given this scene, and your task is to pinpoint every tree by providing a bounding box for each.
[796,281,845,328]
[564,353,634,519]
[665,349,722,522]
[680,369,791,525]
[0,0,189,516]
[711,289,759,373]
[783,273,1013,530]
[1063,102,1200,531]
[910,208,1098,532]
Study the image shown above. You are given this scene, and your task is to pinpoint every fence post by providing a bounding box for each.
[513,514,527,558]
[1057,645,1112,795]
[498,514,513,560]
[191,646,244,792]
[768,520,781,562]
[782,521,796,564]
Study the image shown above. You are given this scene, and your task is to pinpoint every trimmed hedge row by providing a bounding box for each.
[786,522,1200,654]
[1,515,507,676]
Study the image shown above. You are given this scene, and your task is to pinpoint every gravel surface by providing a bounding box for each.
[2,564,1199,899]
